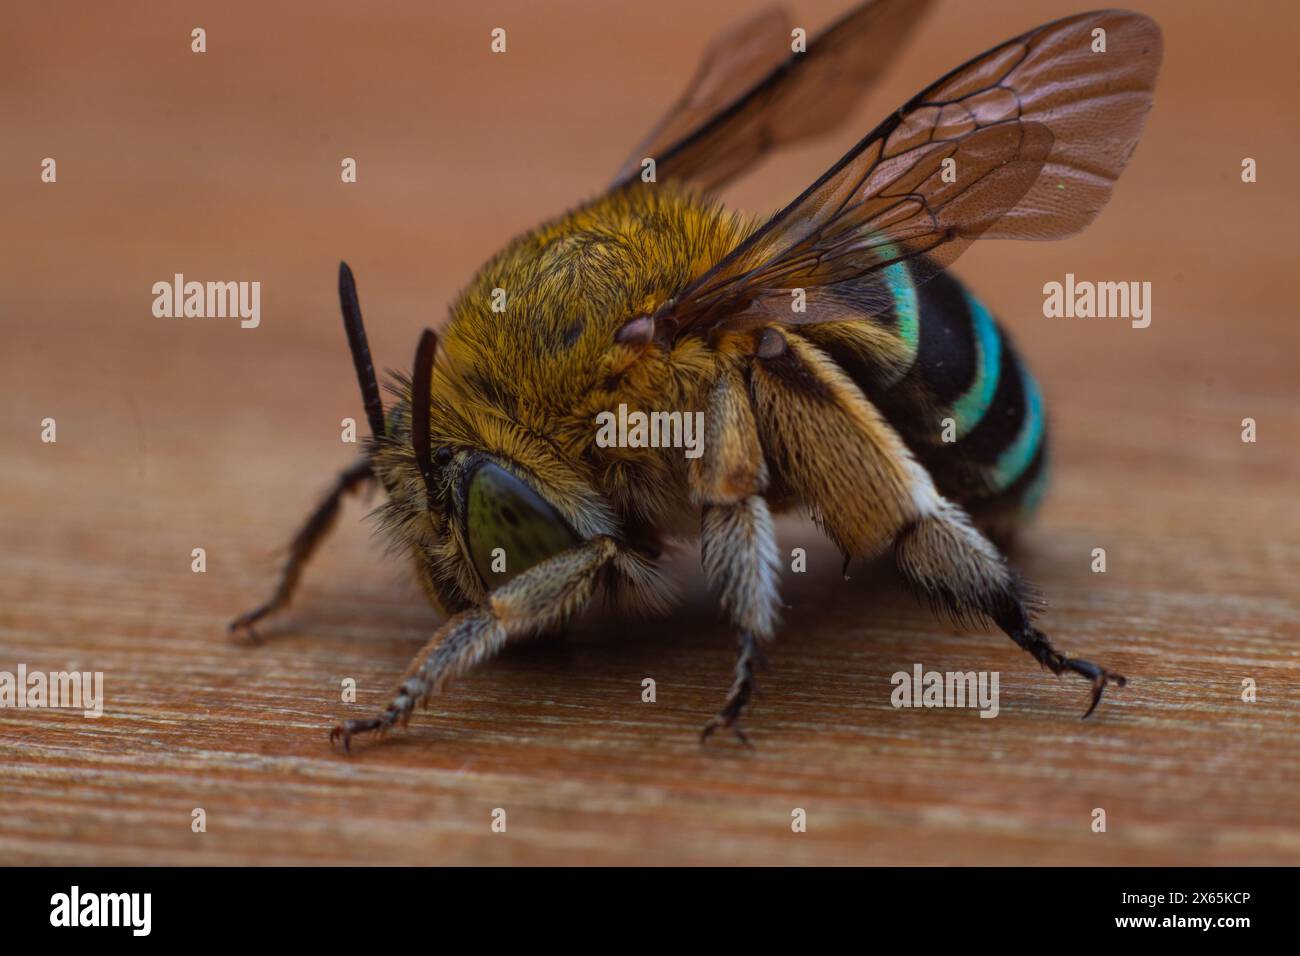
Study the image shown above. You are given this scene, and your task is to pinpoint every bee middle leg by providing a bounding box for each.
[699,497,781,746]
[229,457,372,642]
[692,366,781,746]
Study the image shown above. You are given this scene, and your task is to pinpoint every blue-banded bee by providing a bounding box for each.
[231,1,1162,749]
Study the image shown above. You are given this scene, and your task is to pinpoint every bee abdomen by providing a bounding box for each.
[804,261,1048,527]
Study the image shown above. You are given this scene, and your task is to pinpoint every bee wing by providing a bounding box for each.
[611,0,935,192]
[655,9,1163,338]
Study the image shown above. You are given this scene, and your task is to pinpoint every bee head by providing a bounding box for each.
[393,326,622,606]
[340,264,568,602]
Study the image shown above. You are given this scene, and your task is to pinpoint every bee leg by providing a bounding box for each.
[893,500,1126,717]
[331,536,618,751]
[689,367,781,747]
[229,458,372,642]
[1003,618,1127,719]
[700,630,767,748]
[698,497,781,747]
[742,330,1125,716]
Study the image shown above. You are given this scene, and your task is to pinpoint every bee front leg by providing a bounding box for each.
[229,458,372,642]
[331,536,618,751]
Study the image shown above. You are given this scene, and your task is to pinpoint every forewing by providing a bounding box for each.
[612,0,935,192]
[656,9,1163,338]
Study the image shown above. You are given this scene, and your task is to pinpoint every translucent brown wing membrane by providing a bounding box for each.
[662,121,1056,335]
[612,0,935,193]
[612,6,792,190]
[652,9,1163,340]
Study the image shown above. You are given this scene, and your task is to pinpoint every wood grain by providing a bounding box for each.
[2,0,1297,865]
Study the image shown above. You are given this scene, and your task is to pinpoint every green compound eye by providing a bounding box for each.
[466,461,578,587]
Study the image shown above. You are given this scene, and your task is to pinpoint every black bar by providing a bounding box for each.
[0,867,1281,942]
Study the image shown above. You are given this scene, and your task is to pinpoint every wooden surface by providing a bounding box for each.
[2,0,1297,865]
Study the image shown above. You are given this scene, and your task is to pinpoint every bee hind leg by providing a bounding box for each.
[331,536,619,752]
[229,458,373,643]
[893,500,1126,718]
[999,615,1126,720]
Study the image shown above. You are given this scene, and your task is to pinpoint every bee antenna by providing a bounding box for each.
[411,328,439,509]
[338,261,388,439]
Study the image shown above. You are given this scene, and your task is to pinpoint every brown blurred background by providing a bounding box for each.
[1,0,1297,865]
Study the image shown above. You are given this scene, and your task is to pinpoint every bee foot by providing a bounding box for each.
[1062,657,1127,719]
[1017,627,1125,719]
[700,713,753,749]
[329,716,391,754]
[227,611,265,645]
[700,681,757,749]
[701,631,762,748]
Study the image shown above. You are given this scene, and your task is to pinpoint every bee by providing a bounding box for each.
[231,0,1162,749]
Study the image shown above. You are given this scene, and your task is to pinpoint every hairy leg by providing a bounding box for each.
[331,535,618,751]
[230,458,372,641]
[893,499,1125,717]
[748,328,938,560]
[697,323,936,742]
[749,328,1123,717]
[699,498,780,745]
[692,366,781,745]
